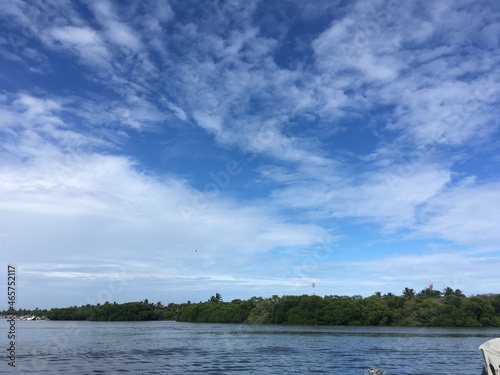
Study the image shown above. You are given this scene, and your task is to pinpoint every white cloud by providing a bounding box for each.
[0,137,330,300]
[106,21,142,51]
[161,99,188,121]
[48,25,111,69]
[88,0,142,51]
[50,25,99,45]
[417,180,500,248]
[310,0,500,150]
[0,91,330,304]
[312,4,404,82]
[268,162,452,232]
[337,167,451,229]
[384,72,500,147]
[192,111,223,136]
[13,93,61,120]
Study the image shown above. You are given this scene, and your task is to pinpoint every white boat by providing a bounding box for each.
[480,338,500,375]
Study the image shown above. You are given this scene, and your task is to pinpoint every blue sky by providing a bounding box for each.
[1,0,499,309]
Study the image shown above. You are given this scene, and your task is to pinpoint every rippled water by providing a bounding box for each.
[3,320,499,374]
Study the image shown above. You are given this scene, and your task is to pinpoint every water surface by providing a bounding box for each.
[3,320,499,374]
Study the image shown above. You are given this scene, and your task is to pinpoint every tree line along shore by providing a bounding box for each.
[3,288,500,327]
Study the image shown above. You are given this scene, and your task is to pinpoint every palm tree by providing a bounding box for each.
[403,287,416,298]
[209,293,222,303]
[443,287,454,296]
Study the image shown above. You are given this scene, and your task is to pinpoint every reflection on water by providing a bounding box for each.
[4,320,499,374]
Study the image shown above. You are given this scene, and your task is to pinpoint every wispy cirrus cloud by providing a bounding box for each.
[47,25,111,69]
[87,0,143,52]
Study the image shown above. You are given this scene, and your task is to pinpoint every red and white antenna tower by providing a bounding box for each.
[428,281,433,291]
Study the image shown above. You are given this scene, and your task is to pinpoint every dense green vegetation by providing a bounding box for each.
[175,289,500,327]
[4,289,500,327]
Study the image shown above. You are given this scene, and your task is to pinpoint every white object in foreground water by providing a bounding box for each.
[480,338,500,375]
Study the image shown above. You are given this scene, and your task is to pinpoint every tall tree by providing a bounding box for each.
[209,293,222,303]
[403,287,416,298]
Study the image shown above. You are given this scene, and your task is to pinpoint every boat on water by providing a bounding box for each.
[480,338,500,375]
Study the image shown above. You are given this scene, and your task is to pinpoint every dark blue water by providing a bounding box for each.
[2,320,499,374]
